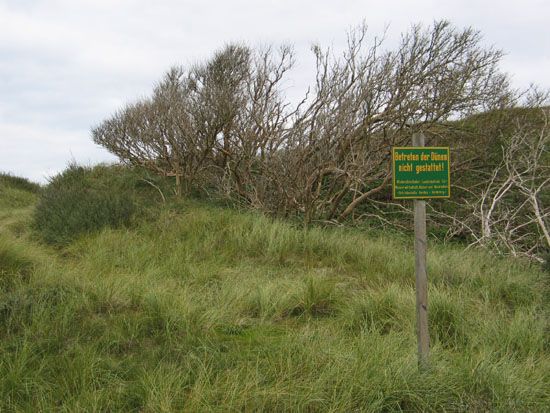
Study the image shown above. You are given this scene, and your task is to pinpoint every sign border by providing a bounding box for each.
[392,146,451,200]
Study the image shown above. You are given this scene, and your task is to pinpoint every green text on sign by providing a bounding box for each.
[392,147,450,199]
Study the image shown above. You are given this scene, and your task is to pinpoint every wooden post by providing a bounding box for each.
[413,132,429,369]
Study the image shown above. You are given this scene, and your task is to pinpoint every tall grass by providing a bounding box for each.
[0,173,41,193]
[0,170,548,411]
[0,174,39,211]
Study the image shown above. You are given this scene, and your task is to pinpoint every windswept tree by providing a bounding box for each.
[272,21,511,224]
[93,43,293,198]
[93,21,511,220]
[92,67,194,195]
[92,45,253,196]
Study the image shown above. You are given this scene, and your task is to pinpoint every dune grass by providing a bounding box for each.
[0,177,548,411]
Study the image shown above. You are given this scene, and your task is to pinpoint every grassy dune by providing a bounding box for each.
[0,176,548,412]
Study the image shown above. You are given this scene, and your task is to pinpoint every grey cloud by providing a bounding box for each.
[0,0,548,184]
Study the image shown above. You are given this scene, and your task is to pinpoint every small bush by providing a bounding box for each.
[33,164,136,245]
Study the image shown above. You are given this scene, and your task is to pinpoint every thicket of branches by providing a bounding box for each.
[92,21,549,261]
[434,104,550,262]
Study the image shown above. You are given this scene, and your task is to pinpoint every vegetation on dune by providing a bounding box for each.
[32,164,135,245]
[0,173,40,211]
[90,20,550,262]
[1,19,548,411]
[93,21,510,221]
[0,173,41,194]
[32,164,176,245]
[0,169,548,411]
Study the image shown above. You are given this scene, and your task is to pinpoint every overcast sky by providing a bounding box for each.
[1,0,549,183]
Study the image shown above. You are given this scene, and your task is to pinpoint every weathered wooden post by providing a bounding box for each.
[413,132,429,369]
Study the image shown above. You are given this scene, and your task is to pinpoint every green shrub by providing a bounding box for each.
[33,164,136,245]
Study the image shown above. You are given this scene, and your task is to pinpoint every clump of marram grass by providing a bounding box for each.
[225,274,340,322]
[480,309,547,359]
[0,237,35,289]
[0,238,34,276]
[282,276,338,318]
[429,288,469,349]
[343,285,413,335]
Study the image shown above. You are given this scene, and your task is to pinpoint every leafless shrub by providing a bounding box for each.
[266,21,511,225]
[469,106,549,260]
[424,94,549,261]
